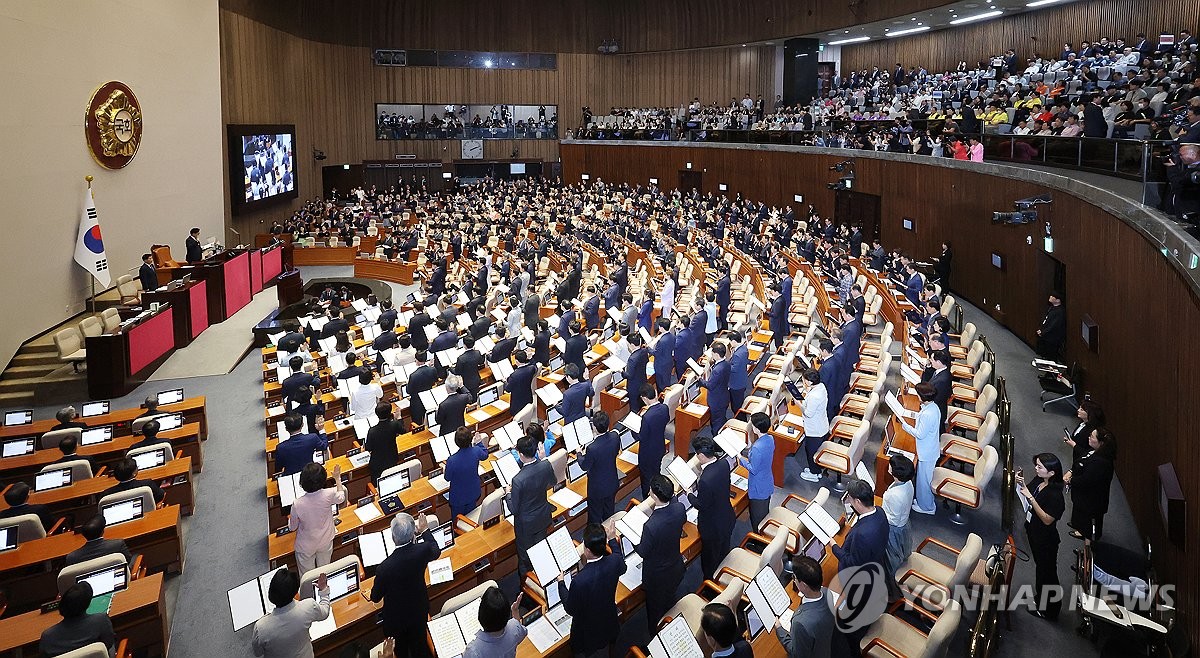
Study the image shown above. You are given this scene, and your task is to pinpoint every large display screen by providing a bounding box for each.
[228,125,298,214]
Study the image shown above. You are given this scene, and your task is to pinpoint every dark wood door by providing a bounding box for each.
[679,170,703,194]
[834,189,880,241]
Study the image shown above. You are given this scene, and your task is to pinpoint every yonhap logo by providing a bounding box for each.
[830,563,890,632]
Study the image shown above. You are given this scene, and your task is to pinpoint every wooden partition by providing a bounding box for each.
[561,140,1200,646]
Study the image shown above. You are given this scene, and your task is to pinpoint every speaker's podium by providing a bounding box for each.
[86,304,178,398]
[173,248,254,323]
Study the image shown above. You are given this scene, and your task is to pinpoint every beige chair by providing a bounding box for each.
[116,275,140,305]
[950,340,987,381]
[547,449,568,484]
[939,296,956,318]
[41,459,94,482]
[715,529,789,587]
[662,383,685,422]
[946,385,997,434]
[862,295,886,327]
[438,579,498,617]
[0,512,50,542]
[379,458,422,486]
[40,427,82,451]
[591,369,615,395]
[757,488,831,553]
[130,414,169,435]
[932,446,999,525]
[829,392,880,440]
[859,599,961,658]
[57,553,130,595]
[456,489,505,533]
[848,352,891,394]
[78,316,104,339]
[97,486,156,517]
[949,362,992,407]
[54,328,88,372]
[100,308,121,333]
[895,534,983,610]
[300,555,362,599]
[127,442,175,464]
[948,323,977,360]
[56,642,112,658]
[814,424,870,492]
[939,411,999,466]
[661,578,746,641]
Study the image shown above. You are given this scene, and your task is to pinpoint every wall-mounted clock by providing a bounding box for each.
[461,139,484,159]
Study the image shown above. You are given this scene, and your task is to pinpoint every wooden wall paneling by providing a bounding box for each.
[840,0,1195,76]
[561,141,1200,648]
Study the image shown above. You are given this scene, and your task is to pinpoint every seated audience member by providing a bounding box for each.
[65,514,133,566]
[129,419,168,451]
[39,582,116,657]
[51,435,99,476]
[134,395,161,419]
[103,457,166,504]
[0,482,55,530]
[50,406,88,431]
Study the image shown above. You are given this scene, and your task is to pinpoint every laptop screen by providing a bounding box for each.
[156,389,184,405]
[0,525,17,552]
[131,448,166,471]
[3,410,32,426]
[81,425,114,446]
[550,356,563,370]
[619,429,635,450]
[153,413,184,431]
[478,386,499,406]
[2,438,35,458]
[547,406,563,425]
[35,468,72,492]
[76,564,128,596]
[432,522,455,550]
[326,563,359,602]
[567,459,585,482]
[377,470,410,498]
[81,401,110,418]
[102,497,145,526]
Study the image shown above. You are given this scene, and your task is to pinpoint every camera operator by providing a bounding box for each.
[1164,143,1200,222]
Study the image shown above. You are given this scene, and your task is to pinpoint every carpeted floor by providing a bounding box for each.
[26,267,1138,657]
[148,290,279,380]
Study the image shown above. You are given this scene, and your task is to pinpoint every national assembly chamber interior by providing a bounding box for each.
[0,0,1197,657]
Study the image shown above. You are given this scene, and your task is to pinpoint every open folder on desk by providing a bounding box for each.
[227,567,287,631]
[528,526,580,586]
[647,614,705,658]
[745,565,795,631]
[428,597,484,658]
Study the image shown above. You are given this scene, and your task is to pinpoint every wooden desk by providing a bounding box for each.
[293,246,358,266]
[0,506,184,613]
[354,256,418,285]
[0,396,208,441]
[0,572,168,658]
[0,423,203,487]
[85,305,178,399]
[0,457,195,519]
[174,248,254,323]
[142,278,210,347]
[672,390,710,457]
[874,393,919,497]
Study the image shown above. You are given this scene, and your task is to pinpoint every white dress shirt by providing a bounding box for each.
[251,586,331,658]
[350,382,383,419]
[802,383,830,437]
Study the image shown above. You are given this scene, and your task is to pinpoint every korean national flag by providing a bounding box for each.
[74,187,111,287]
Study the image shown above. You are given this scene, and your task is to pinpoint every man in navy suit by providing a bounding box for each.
[637,474,687,632]
[635,385,669,498]
[370,513,442,658]
[559,524,626,657]
[652,318,676,391]
[779,264,794,304]
[726,330,750,416]
[507,436,556,578]
[715,267,732,330]
[406,302,432,352]
[623,333,649,412]
[697,342,731,433]
[689,303,708,354]
[563,321,588,375]
[559,364,593,424]
[903,262,924,307]
[557,301,576,337]
[274,414,327,476]
[769,286,789,348]
[638,296,655,332]
[688,436,735,579]
[817,339,847,422]
[582,286,601,330]
[674,317,694,386]
[839,304,864,358]
[921,349,953,431]
[602,280,621,312]
[280,356,319,405]
[580,412,620,525]
[503,350,538,416]
[832,479,888,572]
[429,318,458,353]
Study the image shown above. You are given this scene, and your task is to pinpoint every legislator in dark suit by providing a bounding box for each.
[452,349,485,395]
[435,389,477,434]
[407,312,433,351]
[370,524,442,657]
[637,500,686,630]
[272,432,327,477]
[319,317,349,340]
[580,429,620,525]
[921,365,952,431]
[504,363,537,415]
[280,370,320,406]
[699,359,731,432]
[674,327,693,383]
[832,508,888,572]
[185,234,203,263]
[489,337,517,364]
[652,330,677,391]
[560,537,627,656]
[523,293,542,330]
[637,402,670,498]
[769,293,788,347]
[583,294,601,330]
[65,537,132,567]
[406,364,438,427]
[688,458,735,579]
[559,381,593,424]
[818,348,848,422]
[563,333,587,375]
[364,419,404,481]
[507,459,556,577]
[624,347,649,412]
[533,328,551,366]
[138,261,158,293]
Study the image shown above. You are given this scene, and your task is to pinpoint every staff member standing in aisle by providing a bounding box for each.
[1017,453,1066,620]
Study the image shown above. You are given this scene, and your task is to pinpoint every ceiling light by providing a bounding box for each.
[829,36,871,45]
[887,26,931,37]
[950,9,1002,24]
[1026,0,1062,5]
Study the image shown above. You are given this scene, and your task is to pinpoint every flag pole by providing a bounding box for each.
[86,176,95,315]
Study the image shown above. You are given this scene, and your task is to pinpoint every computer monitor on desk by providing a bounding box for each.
[76,563,129,596]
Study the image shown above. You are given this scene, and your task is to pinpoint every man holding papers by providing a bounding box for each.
[638,475,687,632]
[252,569,331,658]
[580,412,620,525]
[503,350,538,415]
[365,403,404,481]
[559,524,627,657]
[696,342,732,433]
[275,414,328,476]
[624,333,650,412]
[726,331,750,416]
[920,350,953,432]
[559,365,594,425]
[370,513,441,658]
[636,385,670,498]
[435,375,477,434]
[564,321,589,375]
[446,428,491,519]
[652,318,678,391]
[508,435,557,578]
[699,603,753,657]
[775,556,834,658]
[688,436,736,579]
[832,480,888,573]
[406,352,438,429]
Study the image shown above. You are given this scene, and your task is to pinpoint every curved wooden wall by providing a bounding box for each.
[560,140,1200,645]
[840,0,1195,75]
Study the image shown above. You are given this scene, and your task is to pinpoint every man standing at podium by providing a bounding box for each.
[138,253,157,296]
[185,227,203,263]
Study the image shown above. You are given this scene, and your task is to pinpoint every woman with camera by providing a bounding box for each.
[1065,428,1116,540]
[1017,453,1066,620]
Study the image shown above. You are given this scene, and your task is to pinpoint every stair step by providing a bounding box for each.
[21,343,59,354]
[1,365,57,380]
[10,353,61,367]
[0,379,38,394]
[0,391,35,406]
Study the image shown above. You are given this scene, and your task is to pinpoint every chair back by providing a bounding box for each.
[713,577,746,610]
[951,534,984,590]
[973,447,1000,493]
[300,555,361,600]
[40,427,82,451]
[513,403,536,427]
[1,513,47,543]
[131,414,173,435]
[663,385,685,422]
[54,328,84,359]
[976,412,1000,448]
[861,392,881,423]
[115,275,139,299]
[97,486,156,517]
[972,362,993,393]
[128,442,175,463]
[975,384,998,415]
[592,370,614,394]
[57,553,130,595]
[846,424,871,472]
[42,459,94,481]
[548,449,568,484]
[477,489,505,521]
[439,579,498,617]
[940,296,956,318]
[761,529,790,576]
[55,642,111,658]
[100,308,121,332]
[152,246,180,268]
[922,599,962,658]
[966,341,986,369]
[959,322,977,347]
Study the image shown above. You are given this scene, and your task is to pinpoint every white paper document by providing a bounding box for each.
[428,557,454,585]
[647,614,705,658]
